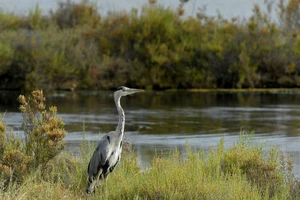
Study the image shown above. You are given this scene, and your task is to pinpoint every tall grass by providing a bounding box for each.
[0,132,299,199]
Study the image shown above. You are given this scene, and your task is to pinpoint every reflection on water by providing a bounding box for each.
[1,90,300,176]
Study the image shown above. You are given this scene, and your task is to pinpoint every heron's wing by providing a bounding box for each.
[88,133,113,176]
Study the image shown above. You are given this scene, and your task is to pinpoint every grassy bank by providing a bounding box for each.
[2,0,300,91]
[0,133,299,199]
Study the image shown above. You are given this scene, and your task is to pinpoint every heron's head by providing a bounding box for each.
[114,86,144,98]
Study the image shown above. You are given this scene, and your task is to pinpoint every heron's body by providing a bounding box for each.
[87,131,122,178]
[86,86,143,194]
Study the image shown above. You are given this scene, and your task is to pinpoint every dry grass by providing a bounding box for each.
[0,133,298,200]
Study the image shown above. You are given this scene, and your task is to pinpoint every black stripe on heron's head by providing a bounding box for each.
[116,86,125,91]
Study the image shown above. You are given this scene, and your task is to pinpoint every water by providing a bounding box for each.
[1,90,300,176]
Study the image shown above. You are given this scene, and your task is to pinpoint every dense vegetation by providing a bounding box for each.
[1,0,300,91]
[0,90,299,199]
[0,90,66,186]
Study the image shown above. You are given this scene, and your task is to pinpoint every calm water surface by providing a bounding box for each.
[0,90,300,177]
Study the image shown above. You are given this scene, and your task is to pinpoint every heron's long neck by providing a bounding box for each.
[115,95,125,138]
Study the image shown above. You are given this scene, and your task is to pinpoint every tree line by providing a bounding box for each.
[1,0,300,91]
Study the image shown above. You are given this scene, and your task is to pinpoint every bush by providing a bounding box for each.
[0,117,30,187]
[50,0,100,29]
[222,133,287,198]
[0,90,67,190]
[18,90,67,167]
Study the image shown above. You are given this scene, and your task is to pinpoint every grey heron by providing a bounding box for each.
[86,86,144,194]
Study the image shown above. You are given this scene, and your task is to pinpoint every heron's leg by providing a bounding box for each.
[103,173,109,180]
[101,173,109,195]
[94,169,103,189]
[96,169,103,182]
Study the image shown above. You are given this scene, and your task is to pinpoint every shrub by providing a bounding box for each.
[18,90,67,168]
[50,0,100,29]
[0,117,30,187]
[221,133,290,198]
[0,90,67,189]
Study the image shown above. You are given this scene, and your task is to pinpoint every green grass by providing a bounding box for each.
[0,133,299,200]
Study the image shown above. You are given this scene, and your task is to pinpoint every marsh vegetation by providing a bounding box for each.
[2,0,300,91]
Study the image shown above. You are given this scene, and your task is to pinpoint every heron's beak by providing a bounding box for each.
[127,88,144,95]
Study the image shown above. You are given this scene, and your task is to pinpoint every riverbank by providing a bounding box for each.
[173,88,300,93]
[1,133,299,199]
[1,0,300,91]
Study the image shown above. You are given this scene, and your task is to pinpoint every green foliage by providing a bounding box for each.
[0,41,13,74]
[50,0,100,29]
[1,0,300,90]
[222,133,287,198]
[0,11,23,30]
[29,4,43,30]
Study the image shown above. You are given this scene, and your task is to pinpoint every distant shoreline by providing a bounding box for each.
[2,87,300,93]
